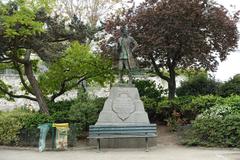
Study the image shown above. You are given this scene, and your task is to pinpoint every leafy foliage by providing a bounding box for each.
[48,100,75,114]
[47,92,105,136]
[131,0,238,70]
[0,92,106,145]
[177,73,240,98]
[141,97,160,123]
[182,102,240,147]
[39,42,114,101]
[142,95,224,124]
[0,110,26,145]
[0,109,52,145]
[133,79,165,100]
[218,74,240,97]
[69,97,105,132]
[47,98,75,123]
[0,79,12,100]
[176,73,220,96]
[0,0,47,38]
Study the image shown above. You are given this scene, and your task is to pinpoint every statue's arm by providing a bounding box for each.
[116,38,121,54]
[130,37,138,53]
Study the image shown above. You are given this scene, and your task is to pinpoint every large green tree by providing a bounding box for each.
[0,0,111,114]
[105,0,239,99]
[0,0,57,114]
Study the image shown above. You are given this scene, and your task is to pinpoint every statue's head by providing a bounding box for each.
[120,26,128,37]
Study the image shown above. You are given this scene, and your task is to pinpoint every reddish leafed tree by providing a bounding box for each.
[105,0,239,99]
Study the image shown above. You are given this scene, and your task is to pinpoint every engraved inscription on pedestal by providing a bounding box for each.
[112,93,136,121]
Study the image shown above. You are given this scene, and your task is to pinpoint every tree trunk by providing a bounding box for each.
[168,67,176,100]
[24,62,49,115]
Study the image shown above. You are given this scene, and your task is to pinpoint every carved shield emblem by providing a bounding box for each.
[112,93,136,121]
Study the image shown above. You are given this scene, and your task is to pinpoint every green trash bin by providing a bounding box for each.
[38,123,51,152]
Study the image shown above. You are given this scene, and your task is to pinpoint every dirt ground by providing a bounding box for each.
[0,126,240,160]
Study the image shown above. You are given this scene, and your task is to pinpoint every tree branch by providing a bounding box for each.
[8,53,28,64]
[50,74,88,102]
[24,50,31,62]
[0,86,37,101]
[48,37,72,43]
[0,57,12,63]
[13,62,35,95]
[73,76,88,89]
[150,54,170,82]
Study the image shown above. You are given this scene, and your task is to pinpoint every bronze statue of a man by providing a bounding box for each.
[116,26,138,84]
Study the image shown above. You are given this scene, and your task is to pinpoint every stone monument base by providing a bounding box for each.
[96,86,150,125]
[89,85,157,148]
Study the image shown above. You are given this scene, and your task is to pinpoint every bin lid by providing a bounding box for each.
[52,123,69,128]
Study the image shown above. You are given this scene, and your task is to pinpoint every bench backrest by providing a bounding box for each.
[89,124,157,136]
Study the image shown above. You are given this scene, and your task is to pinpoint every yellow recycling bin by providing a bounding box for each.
[52,123,69,150]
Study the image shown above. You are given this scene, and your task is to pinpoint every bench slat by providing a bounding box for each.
[90,130,156,132]
[89,131,156,135]
[90,130,157,134]
[88,134,157,139]
[90,124,156,128]
[90,127,156,131]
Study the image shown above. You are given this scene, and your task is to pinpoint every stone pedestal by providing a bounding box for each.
[96,86,150,125]
[90,85,157,148]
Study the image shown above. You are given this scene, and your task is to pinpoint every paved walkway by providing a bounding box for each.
[0,126,240,160]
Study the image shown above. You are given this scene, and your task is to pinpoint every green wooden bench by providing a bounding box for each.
[88,124,157,151]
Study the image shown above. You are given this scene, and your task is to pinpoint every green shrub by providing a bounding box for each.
[0,95,106,145]
[176,73,220,96]
[0,109,52,145]
[143,96,192,124]
[133,79,165,100]
[180,95,223,121]
[221,95,240,108]
[151,95,221,124]
[142,97,180,124]
[182,103,240,147]
[218,74,240,97]
[51,111,70,123]
[49,93,106,136]
[69,97,105,134]
[142,97,160,123]
[47,100,77,122]
[0,109,27,145]
[48,100,75,114]
[22,112,52,129]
